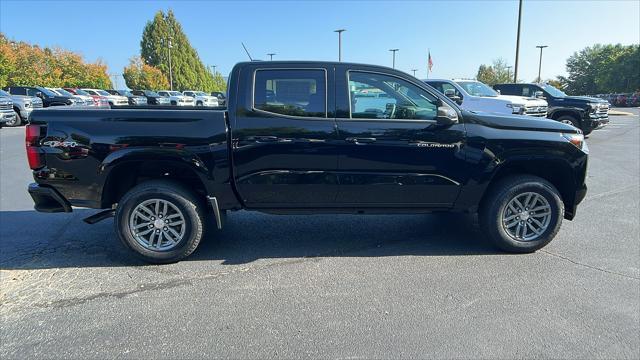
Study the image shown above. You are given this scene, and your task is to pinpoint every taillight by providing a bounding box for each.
[25,124,43,170]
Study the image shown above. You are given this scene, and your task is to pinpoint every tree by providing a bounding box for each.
[476,58,512,85]
[123,56,169,90]
[0,33,111,88]
[562,44,639,95]
[140,10,225,92]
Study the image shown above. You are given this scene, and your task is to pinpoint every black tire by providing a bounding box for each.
[557,115,592,135]
[5,111,21,127]
[171,101,177,106]
[115,180,206,263]
[196,101,203,106]
[479,175,564,253]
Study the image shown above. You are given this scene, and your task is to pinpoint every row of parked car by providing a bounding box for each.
[0,85,227,127]
[590,93,640,107]
[422,79,611,135]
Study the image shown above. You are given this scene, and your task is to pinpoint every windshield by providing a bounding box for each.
[54,88,74,97]
[95,90,111,96]
[0,89,9,97]
[73,89,89,96]
[37,87,58,97]
[145,91,160,97]
[456,81,498,97]
[195,91,208,96]
[540,84,567,97]
[168,91,182,96]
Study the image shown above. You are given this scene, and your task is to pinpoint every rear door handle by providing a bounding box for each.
[346,137,376,144]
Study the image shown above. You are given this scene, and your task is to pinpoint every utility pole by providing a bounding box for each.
[411,69,418,77]
[334,29,346,62]
[389,49,399,69]
[506,65,513,81]
[536,45,548,83]
[167,37,174,91]
[267,53,276,61]
[513,0,523,82]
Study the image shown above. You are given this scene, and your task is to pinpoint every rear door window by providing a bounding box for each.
[253,69,327,118]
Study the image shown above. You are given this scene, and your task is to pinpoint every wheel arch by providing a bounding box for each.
[99,149,212,209]
[479,158,578,219]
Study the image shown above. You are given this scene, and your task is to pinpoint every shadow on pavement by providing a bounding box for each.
[0,209,499,270]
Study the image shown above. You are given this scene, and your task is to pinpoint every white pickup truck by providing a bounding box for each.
[182,91,219,106]
[157,91,195,106]
[425,79,548,117]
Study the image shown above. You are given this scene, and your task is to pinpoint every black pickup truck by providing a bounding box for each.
[26,61,589,263]
[493,83,610,135]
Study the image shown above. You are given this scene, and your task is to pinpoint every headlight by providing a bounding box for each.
[562,133,585,149]
[25,102,31,108]
[507,103,524,114]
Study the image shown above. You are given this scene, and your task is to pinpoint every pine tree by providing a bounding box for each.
[140,10,225,92]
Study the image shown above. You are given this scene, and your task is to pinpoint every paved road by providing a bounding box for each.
[1,110,639,359]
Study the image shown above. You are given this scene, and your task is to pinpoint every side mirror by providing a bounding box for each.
[443,89,463,105]
[496,89,501,94]
[534,91,545,99]
[436,105,458,126]
[35,91,44,99]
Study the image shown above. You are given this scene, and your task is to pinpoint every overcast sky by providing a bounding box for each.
[1,0,638,87]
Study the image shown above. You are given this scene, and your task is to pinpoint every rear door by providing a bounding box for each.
[333,66,466,207]
[231,64,339,208]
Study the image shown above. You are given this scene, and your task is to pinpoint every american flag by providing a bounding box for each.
[428,50,433,72]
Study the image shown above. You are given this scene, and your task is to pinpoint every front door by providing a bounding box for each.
[334,68,466,207]
[232,66,339,208]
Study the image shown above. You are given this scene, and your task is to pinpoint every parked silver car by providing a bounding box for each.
[0,90,18,128]
[1,89,43,126]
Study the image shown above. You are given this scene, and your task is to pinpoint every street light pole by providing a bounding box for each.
[167,37,174,91]
[389,49,399,69]
[506,65,513,81]
[267,53,276,61]
[536,45,548,83]
[334,29,346,62]
[411,69,418,77]
[513,0,523,82]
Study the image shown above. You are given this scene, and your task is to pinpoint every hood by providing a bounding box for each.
[466,110,579,133]
[557,95,607,103]
[498,94,547,106]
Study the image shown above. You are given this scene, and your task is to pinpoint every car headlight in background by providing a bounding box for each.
[507,103,524,114]
[25,102,31,108]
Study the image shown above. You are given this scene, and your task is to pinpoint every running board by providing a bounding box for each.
[206,196,225,229]
[83,209,115,224]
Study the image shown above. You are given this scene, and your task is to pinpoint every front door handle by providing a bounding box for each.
[346,137,376,144]
[248,136,279,143]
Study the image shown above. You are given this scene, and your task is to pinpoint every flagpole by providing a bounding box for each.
[427,48,430,79]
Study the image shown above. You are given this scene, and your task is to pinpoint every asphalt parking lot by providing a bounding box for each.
[1,109,639,359]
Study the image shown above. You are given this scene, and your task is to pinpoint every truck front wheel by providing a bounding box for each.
[115,180,206,263]
[480,175,564,253]
[557,115,592,135]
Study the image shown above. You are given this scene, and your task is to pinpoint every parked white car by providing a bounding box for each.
[425,79,548,117]
[157,91,195,106]
[1,89,42,126]
[182,91,219,106]
[82,89,129,107]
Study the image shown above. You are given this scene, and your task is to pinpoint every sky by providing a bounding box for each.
[1,0,639,88]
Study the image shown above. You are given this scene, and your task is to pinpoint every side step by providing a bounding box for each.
[83,209,115,224]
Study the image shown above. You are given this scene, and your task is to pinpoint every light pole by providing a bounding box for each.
[411,69,418,77]
[267,53,276,61]
[389,49,399,69]
[536,45,548,83]
[506,65,513,81]
[513,0,523,82]
[334,29,346,62]
[210,65,217,75]
[167,37,174,91]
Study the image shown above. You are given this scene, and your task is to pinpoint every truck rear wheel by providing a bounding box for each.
[480,175,563,253]
[115,180,206,263]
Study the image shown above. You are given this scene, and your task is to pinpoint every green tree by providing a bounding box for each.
[140,10,225,92]
[0,33,110,88]
[563,44,639,94]
[476,58,512,85]
[123,56,169,90]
